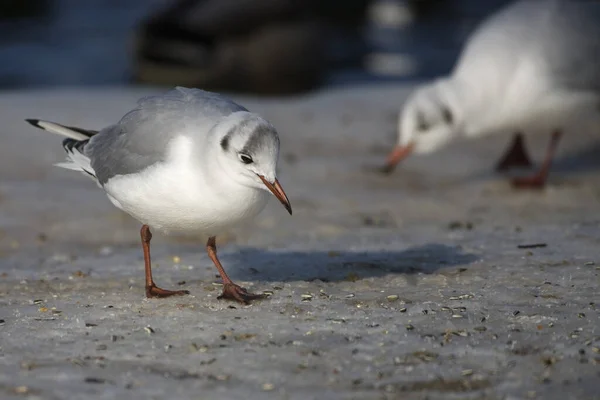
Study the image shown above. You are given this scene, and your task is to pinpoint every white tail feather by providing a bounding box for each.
[58,146,96,177]
[33,120,89,141]
[26,118,99,185]
[54,162,83,171]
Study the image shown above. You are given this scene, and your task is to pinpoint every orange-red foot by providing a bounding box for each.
[218,283,266,304]
[146,284,190,298]
[511,174,547,189]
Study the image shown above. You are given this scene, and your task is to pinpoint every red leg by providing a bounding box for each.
[511,131,563,189]
[141,225,189,298]
[496,133,533,171]
[206,236,265,304]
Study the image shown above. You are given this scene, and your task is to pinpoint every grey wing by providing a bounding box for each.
[85,124,169,185]
[86,87,248,184]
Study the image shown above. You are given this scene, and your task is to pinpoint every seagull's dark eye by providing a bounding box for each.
[238,153,253,164]
[416,112,429,132]
[442,107,453,124]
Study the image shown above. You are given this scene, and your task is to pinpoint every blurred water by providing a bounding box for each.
[0,0,167,88]
[0,0,510,89]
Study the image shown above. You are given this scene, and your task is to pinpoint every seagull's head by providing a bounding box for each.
[381,81,461,173]
[215,111,292,215]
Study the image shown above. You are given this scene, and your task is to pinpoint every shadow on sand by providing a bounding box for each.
[460,142,600,185]
[219,243,479,283]
[550,143,600,176]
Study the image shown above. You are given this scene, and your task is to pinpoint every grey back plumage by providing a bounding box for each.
[86,87,248,184]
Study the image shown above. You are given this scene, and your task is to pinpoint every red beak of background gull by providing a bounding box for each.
[258,175,292,215]
[381,143,415,174]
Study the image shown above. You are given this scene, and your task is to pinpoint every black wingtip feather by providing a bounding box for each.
[62,137,88,153]
[25,119,41,128]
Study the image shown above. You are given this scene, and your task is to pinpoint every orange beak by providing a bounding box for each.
[258,175,292,215]
[380,143,415,174]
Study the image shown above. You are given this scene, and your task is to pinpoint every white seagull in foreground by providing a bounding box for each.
[26,87,292,304]
[383,0,600,188]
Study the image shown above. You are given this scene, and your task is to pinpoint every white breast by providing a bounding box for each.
[102,136,270,235]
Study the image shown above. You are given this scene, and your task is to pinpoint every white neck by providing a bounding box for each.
[447,71,530,137]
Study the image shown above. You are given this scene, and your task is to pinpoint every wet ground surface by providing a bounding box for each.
[0,86,599,399]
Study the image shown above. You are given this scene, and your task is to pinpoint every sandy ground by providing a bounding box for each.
[0,86,599,400]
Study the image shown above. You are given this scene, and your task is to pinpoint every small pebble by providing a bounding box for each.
[262,383,275,391]
[14,386,28,394]
[461,369,474,376]
[386,295,399,302]
[449,294,474,300]
[144,326,155,334]
[190,343,209,353]
[98,246,113,256]
[84,377,106,384]
[517,243,547,249]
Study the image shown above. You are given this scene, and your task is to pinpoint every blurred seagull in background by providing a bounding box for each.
[383,0,600,188]
[26,87,292,304]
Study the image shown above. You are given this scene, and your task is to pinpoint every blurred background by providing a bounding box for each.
[0,0,513,94]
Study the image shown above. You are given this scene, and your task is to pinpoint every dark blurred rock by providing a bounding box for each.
[406,0,448,17]
[0,0,50,20]
[133,0,371,94]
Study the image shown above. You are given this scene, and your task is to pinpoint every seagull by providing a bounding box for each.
[382,0,600,188]
[26,87,292,303]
